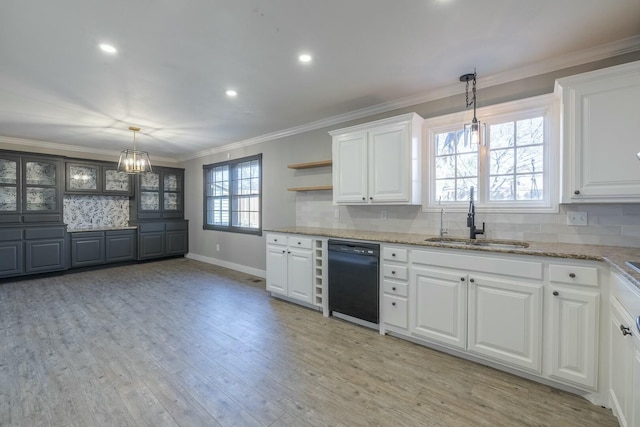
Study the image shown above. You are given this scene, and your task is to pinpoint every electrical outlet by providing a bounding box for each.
[567,211,588,226]
[216,244,220,251]
[381,210,387,220]
[334,207,340,219]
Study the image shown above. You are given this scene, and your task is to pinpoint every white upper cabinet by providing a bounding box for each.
[556,60,640,203]
[330,113,423,205]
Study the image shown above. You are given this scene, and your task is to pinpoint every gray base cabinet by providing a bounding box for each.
[70,232,105,267]
[0,241,23,277]
[0,225,68,278]
[105,230,136,262]
[70,229,136,268]
[137,220,188,260]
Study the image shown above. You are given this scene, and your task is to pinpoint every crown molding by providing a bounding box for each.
[0,135,180,165]
[182,35,640,162]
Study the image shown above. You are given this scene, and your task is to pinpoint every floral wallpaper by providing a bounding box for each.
[64,195,129,229]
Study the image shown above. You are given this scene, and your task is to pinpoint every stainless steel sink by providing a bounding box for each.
[425,237,529,249]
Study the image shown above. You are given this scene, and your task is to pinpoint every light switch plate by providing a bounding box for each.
[567,211,588,226]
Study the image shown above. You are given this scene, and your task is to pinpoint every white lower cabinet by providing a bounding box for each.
[609,272,640,427]
[467,275,543,373]
[381,246,409,331]
[548,286,600,389]
[411,266,467,350]
[407,249,544,373]
[266,233,313,304]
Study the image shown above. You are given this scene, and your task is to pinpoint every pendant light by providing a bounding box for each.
[460,70,485,146]
[117,126,152,174]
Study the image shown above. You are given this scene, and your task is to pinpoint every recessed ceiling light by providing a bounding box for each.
[298,53,312,63]
[226,89,238,98]
[99,43,118,54]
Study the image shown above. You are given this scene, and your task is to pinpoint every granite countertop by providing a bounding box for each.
[267,226,640,290]
[67,226,138,233]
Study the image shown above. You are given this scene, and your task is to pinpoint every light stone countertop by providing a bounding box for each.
[67,226,138,233]
[267,226,640,291]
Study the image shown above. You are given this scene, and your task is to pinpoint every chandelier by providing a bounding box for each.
[460,70,485,146]
[117,126,152,174]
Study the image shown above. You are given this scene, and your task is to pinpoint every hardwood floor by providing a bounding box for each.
[0,258,618,426]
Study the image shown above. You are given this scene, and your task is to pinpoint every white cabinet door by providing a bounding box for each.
[548,286,599,389]
[632,338,640,427]
[411,266,467,350]
[266,245,288,295]
[610,299,635,427]
[557,61,640,202]
[468,275,543,373]
[332,131,368,204]
[287,247,313,304]
[330,112,422,205]
[368,123,410,203]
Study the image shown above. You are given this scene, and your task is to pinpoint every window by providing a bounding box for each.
[203,154,262,234]
[426,94,558,212]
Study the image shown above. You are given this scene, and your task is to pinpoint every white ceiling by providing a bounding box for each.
[1,0,639,162]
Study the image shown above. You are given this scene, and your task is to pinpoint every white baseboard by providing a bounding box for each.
[185,253,266,278]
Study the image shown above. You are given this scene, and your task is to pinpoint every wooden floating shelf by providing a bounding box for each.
[287,160,332,169]
[287,185,333,192]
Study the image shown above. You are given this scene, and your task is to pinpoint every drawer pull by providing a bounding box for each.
[460,277,465,281]
[553,291,559,296]
[620,325,632,336]
[297,241,301,245]
[392,253,396,257]
[569,273,576,278]
[274,238,278,242]
[392,287,396,291]
[469,278,475,283]
[391,302,396,306]
[391,271,396,275]
[574,190,580,195]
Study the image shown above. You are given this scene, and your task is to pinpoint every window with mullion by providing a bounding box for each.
[203,154,262,234]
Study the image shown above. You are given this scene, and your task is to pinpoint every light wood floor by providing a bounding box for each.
[0,258,618,426]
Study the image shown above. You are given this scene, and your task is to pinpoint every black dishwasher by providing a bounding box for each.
[328,240,380,325]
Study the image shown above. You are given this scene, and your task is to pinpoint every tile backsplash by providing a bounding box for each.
[295,192,640,249]
[64,195,129,229]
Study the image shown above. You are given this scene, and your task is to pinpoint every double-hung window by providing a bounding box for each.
[425,94,558,212]
[203,153,262,235]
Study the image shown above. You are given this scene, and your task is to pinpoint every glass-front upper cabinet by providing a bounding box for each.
[163,172,182,213]
[66,162,99,193]
[23,157,62,215]
[103,167,132,195]
[0,155,20,213]
[65,161,133,195]
[139,171,161,212]
[133,167,184,220]
[25,160,58,212]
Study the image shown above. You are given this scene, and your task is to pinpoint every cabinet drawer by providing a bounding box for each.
[138,222,165,233]
[383,280,408,297]
[70,231,103,239]
[165,221,188,231]
[266,234,287,246]
[287,236,312,250]
[383,246,408,262]
[549,264,598,287]
[25,227,66,240]
[0,229,22,241]
[383,264,408,281]
[383,294,408,329]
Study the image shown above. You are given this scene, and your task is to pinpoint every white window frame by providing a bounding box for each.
[423,93,559,213]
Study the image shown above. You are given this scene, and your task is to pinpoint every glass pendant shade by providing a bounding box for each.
[117,149,152,174]
[464,119,485,146]
[117,126,152,174]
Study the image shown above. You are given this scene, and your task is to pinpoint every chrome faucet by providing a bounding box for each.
[467,186,485,239]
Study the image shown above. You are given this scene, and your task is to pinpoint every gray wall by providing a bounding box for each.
[183,52,640,275]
